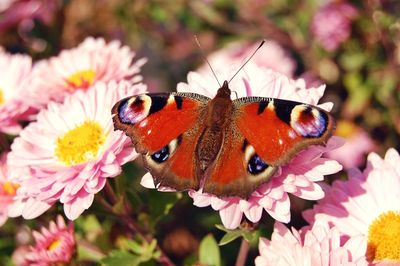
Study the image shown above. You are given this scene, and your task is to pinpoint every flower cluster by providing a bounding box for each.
[255,148,400,265]
[0,37,147,224]
[304,148,400,264]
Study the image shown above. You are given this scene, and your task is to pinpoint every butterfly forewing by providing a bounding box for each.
[233,97,335,166]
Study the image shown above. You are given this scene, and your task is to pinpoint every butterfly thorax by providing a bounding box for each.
[196,81,233,173]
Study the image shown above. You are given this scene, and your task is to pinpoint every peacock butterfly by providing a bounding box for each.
[111,80,335,199]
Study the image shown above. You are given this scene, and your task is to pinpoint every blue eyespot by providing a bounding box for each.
[247,154,268,175]
[151,146,170,163]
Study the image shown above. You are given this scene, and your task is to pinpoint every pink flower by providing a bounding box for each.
[255,220,368,266]
[12,215,75,266]
[141,64,342,229]
[0,0,61,31]
[311,2,358,51]
[198,40,296,78]
[325,120,375,169]
[27,37,146,108]
[304,148,400,264]
[0,153,19,226]
[0,48,34,134]
[7,81,147,220]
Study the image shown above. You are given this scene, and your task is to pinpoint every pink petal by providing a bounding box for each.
[219,202,243,229]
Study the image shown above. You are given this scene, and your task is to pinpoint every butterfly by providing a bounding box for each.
[112,80,335,199]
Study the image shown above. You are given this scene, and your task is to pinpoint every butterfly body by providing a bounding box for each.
[112,81,334,199]
[196,81,232,173]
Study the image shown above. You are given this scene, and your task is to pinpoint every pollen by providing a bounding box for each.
[366,211,400,263]
[47,239,61,251]
[0,89,4,105]
[55,121,106,166]
[66,69,96,90]
[2,181,19,196]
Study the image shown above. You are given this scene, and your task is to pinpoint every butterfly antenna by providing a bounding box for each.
[228,39,266,84]
[232,90,239,99]
[194,35,222,87]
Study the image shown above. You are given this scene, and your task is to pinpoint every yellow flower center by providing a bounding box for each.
[47,239,61,251]
[66,69,96,90]
[336,120,358,138]
[2,181,19,196]
[367,211,400,263]
[54,121,106,166]
[0,89,4,106]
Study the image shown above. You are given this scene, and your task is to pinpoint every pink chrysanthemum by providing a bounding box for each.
[311,2,358,51]
[0,153,19,226]
[27,37,146,107]
[255,220,367,266]
[325,120,375,169]
[304,148,400,264]
[0,48,34,134]
[141,63,343,229]
[0,0,61,31]
[198,41,296,78]
[13,215,75,266]
[7,81,147,220]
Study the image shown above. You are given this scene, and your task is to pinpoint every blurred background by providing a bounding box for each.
[1,0,399,265]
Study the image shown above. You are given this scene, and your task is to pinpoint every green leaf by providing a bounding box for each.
[126,239,143,254]
[216,224,260,246]
[101,250,141,266]
[199,234,221,266]
[218,230,242,246]
[216,224,244,245]
[76,241,106,262]
[120,238,159,263]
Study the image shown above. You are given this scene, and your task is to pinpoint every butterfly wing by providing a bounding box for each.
[112,92,210,191]
[203,97,334,198]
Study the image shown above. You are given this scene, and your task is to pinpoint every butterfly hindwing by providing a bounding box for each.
[203,119,278,198]
[112,92,210,191]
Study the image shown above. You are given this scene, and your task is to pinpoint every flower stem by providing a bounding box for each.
[104,181,118,205]
[235,238,250,266]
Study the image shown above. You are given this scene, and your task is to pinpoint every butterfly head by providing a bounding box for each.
[215,80,231,99]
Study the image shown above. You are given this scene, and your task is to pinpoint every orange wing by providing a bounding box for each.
[112,92,209,191]
[203,97,334,198]
[234,97,334,166]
